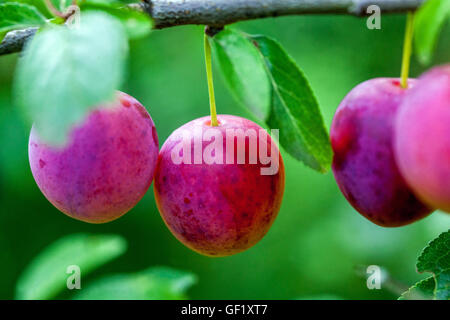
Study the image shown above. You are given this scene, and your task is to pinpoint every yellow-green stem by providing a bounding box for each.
[204,33,218,126]
[401,12,415,89]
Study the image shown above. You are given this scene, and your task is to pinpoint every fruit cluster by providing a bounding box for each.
[28,95,285,257]
[331,65,450,226]
[28,65,449,257]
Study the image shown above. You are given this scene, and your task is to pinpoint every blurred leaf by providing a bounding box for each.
[16,233,127,300]
[399,276,435,300]
[2,0,70,18]
[0,3,46,34]
[414,0,450,65]
[73,266,197,300]
[212,29,270,120]
[50,0,72,12]
[416,229,449,300]
[248,35,332,173]
[81,4,152,39]
[14,11,128,146]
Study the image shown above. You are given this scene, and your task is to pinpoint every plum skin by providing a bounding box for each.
[29,91,159,223]
[153,115,285,257]
[330,78,433,227]
[395,65,450,212]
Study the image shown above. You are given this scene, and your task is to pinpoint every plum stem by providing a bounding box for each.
[204,30,219,127]
[400,11,415,89]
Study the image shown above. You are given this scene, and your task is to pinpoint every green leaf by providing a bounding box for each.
[248,34,332,172]
[73,267,197,300]
[416,229,450,300]
[399,276,435,300]
[50,0,72,12]
[0,3,46,34]
[0,0,70,18]
[212,29,270,120]
[414,0,450,65]
[14,11,128,146]
[81,4,152,39]
[15,233,127,300]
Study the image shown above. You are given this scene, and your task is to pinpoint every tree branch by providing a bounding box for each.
[0,0,425,56]
[147,0,425,28]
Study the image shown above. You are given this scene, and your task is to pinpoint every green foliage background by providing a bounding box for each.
[0,14,449,299]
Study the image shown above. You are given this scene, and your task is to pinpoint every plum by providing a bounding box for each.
[395,65,450,213]
[153,115,285,257]
[29,91,159,223]
[331,78,433,227]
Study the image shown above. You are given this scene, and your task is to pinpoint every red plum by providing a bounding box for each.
[154,115,285,256]
[29,91,159,223]
[331,78,433,227]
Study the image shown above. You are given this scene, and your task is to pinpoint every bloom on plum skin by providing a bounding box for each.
[29,91,159,223]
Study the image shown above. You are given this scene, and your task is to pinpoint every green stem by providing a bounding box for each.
[204,32,218,126]
[401,11,415,89]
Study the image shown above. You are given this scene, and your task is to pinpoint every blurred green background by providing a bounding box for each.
[0,13,449,300]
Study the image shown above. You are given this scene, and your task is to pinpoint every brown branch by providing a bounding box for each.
[0,0,425,56]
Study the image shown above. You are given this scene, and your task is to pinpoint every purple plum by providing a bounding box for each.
[395,65,450,213]
[330,78,433,227]
[153,115,285,257]
[29,91,159,223]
